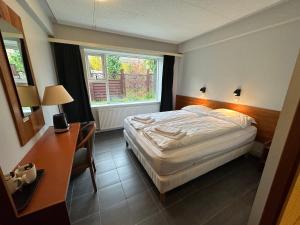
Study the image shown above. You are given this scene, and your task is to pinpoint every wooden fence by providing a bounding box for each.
[89,73,153,101]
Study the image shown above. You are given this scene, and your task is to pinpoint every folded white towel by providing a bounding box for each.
[154,126,181,136]
[134,115,151,121]
[132,118,155,124]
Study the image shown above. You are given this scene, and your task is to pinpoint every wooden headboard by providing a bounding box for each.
[176,95,280,143]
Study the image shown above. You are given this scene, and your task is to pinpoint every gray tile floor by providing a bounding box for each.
[67,129,262,225]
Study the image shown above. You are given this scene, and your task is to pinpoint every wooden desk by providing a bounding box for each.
[0,123,80,225]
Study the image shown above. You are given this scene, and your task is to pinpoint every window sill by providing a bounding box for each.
[91,101,160,109]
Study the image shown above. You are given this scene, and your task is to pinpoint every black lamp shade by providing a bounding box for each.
[234,88,241,96]
[200,87,206,93]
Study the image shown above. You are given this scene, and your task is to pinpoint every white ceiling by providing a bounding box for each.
[46,0,284,44]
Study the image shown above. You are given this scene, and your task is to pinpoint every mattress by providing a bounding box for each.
[125,129,253,193]
[124,118,257,176]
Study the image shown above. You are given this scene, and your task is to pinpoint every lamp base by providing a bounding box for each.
[54,125,70,133]
[53,113,69,133]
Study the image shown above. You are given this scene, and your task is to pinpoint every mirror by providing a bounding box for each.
[0,0,44,146]
[0,19,39,117]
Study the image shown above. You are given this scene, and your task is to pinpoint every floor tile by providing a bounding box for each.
[136,212,169,225]
[71,169,91,185]
[163,183,234,225]
[153,181,197,209]
[66,182,73,210]
[112,149,130,159]
[99,183,126,210]
[95,159,116,174]
[70,192,100,223]
[241,187,258,206]
[97,169,120,189]
[101,200,133,225]
[162,198,196,225]
[72,213,101,225]
[203,191,253,225]
[214,166,260,199]
[140,174,156,190]
[114,155,132,167]
[72,176,97,198]
[121,176,148,198]
[127,192,159,224]
[94,151,113,162]
[117,164,139,181]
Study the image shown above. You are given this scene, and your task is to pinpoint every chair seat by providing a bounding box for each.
[73,148,88,168]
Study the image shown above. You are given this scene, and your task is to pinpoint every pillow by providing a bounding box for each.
[181,105,212,116]
[208,108,256,128]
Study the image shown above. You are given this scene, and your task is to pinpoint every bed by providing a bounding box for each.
[123,107,257,198]
[127,107,207,130]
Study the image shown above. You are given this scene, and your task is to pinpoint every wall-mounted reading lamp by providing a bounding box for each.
[233,88,241,97]
[200,87,206,93]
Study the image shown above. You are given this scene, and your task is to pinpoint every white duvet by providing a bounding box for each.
[143,116,242,150]
[127,110,198,130]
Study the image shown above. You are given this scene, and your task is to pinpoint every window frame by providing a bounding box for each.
[82,48,163,107]
[85,53,106,82]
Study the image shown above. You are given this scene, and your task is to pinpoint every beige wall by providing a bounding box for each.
[0,0,58,173]
[177,0,300,111]
[53,24,178,53]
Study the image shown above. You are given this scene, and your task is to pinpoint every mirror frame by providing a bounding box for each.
[0,0,44,146]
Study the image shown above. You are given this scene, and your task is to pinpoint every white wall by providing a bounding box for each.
[17,0,54,35]
[0,0,58,173]
[177,0,300,111]
[53,24,178,54]
[248,51,300,224]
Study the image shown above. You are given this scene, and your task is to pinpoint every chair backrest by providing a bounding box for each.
[77,122,96,159]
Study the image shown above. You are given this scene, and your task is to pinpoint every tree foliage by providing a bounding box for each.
[144,59,157,74]
[107,55,121,79]
[88,55,102,71]
[7,50,24,73]
[120,58,157,75]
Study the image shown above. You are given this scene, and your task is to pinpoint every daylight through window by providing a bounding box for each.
[84,49,163,106]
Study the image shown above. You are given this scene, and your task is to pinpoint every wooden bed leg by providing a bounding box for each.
[125,141,129,148]
[159,193,166,203]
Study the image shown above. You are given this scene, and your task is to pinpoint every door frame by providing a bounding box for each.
[259,98,300,224]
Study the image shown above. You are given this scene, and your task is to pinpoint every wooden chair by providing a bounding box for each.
[72,121,97,192]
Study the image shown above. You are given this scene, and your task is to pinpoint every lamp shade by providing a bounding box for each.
[233,88,241,97]
[16,85,40,107]
[42,85,74,105]
[200,87,206,93]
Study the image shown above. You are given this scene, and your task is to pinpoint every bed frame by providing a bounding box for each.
[124,98,280,201]
[124,130,253,201]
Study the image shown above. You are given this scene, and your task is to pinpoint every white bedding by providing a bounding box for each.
[124,118,257,176]
[127,110,198,130]
[143,116,241,150]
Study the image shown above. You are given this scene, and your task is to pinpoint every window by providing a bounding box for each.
[3,38,28,85]
[83,49,163,106]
